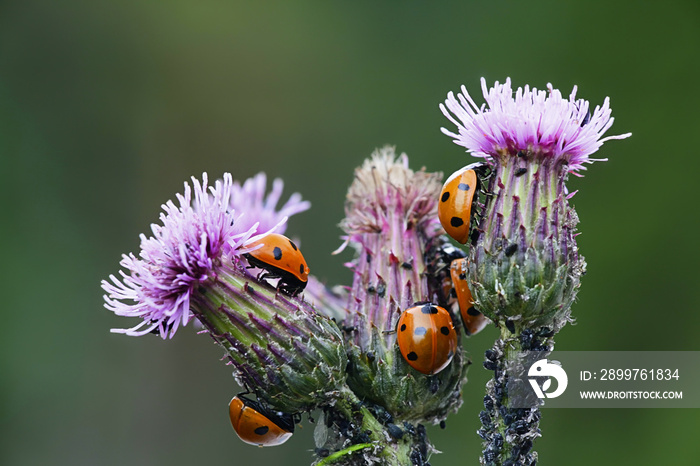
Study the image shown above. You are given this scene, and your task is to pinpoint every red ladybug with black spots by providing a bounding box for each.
[438,162,489,244]
[396,303,458,375]
[450,258,488,336]
[228,395,295,447]
[244,233,310,296]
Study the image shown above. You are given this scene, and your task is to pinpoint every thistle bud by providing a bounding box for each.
[338,147,468,423]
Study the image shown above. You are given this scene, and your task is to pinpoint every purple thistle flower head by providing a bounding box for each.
[102,173,277,339]
[230,172,310,236]
[440,78,631,173]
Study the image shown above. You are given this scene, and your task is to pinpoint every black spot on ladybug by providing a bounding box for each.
[421,304,438,314]
[467,306,481,316]
[273,247,283,260]
[505,243,518,256]
[457,183,470,191]
[254,426,269,435]
[288,240,298,251]
[514,168,527,177]
[440,326,450,335]
[459,272,466,280]
[400,324,407,332]
[299,263,305,275]
[441,191,450,202]
[414,326,428,336]
[407,352,418,361]
[450,217,464,227]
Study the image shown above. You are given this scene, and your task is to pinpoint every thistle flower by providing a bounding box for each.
[230,172,310,236]
[102,173,254,338]
[441,78,631,330]
[102,173,346,412]
[441,78,630,465]
[339,147,468,423]
[441,77,631,174]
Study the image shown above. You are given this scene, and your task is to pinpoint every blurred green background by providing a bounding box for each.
[2,1,699,465]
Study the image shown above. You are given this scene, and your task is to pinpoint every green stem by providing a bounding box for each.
[314,385,425,466]
[315,444,374,466]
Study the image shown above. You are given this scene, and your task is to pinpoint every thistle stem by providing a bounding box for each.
[480,324,554,466]
[316,385,430,466]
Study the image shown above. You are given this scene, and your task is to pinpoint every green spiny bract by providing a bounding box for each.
[192,263,348,413]
[469,154,585,333]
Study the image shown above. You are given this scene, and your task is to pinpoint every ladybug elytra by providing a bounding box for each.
[244,233,309,296]
[438,162,489,244]
[449,258,488,336]
[396,303,458,375]
[228,395,295,447]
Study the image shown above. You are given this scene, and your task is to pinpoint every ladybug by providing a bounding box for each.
[438,162,489,244]
[396,303,458,375]
[244,233,310,296]
[228,395,295,447]
[450,258,488,336]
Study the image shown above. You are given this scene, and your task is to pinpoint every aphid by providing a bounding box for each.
[438,162,490,244]
[396,303,458,375]
[449,258,488,336]
[387,423,404,440]
[228,395,295,447]
[244,233,309,296]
